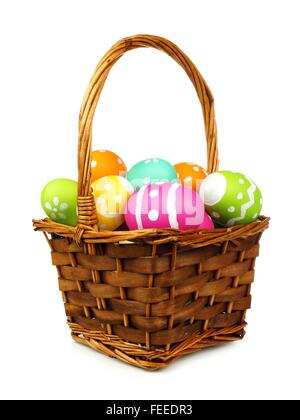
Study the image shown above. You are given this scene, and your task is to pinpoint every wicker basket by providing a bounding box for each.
[33,34,270,370]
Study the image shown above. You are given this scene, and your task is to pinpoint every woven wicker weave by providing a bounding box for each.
[33,35,270,370]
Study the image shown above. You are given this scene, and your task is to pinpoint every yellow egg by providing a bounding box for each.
[92,176,134,231]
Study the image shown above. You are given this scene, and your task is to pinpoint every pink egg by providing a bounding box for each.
[125,183,205,230]
[198,212,214,229]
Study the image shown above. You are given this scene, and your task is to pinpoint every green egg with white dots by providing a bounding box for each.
[127,158,178,191]
[41,178,78,226]
[200,171,263,227]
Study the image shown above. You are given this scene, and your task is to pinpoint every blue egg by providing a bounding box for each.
[127,158,178,190]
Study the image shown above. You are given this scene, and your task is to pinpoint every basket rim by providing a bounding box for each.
[32,215,269,247]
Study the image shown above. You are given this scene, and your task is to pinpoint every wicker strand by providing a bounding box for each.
[68,247,91,319]
[189,261,203,325]
[145,244,157,350]
[69,322,246,371]
[116,256,129,328]
[166,244,177,351]
[33,216,270,246]
[227,250,245,314]
[203,241,229,331]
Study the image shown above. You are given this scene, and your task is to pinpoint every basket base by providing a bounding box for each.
[69,322,247,370]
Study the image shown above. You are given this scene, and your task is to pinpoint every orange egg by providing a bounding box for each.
[91,150,127,183]
[174,162,208,192]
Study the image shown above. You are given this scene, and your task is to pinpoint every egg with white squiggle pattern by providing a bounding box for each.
[92,176,133,230]
[200,171,263,227]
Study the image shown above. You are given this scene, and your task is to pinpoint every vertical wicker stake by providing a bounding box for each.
[68,249,91,320]
[166,244,178,351]
[227,250,246,315]
[116,257,129,328]
[190,262,203,326]
[203,241,229,331]
[33,35,269,370]
[87,243,111,334]
[146,244,157,350]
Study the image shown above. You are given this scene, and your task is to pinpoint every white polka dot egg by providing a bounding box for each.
[200,170,263,227]
[92,176,134,230]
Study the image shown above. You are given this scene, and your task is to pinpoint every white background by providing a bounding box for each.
[0,0,299,401]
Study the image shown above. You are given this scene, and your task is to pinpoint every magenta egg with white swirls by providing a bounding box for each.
[125,182,212,230]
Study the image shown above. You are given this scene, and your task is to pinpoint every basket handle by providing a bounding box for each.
[77,34,219,231]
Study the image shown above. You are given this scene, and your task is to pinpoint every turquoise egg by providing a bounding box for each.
[41,178,78,226]
[127,158,178,190]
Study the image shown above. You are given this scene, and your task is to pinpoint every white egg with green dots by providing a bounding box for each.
[200,171,263,227]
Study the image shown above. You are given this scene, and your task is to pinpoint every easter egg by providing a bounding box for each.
[125,183,205,230]
[174,162,208,192]
[198,212,215,230]
[91,150,127,183]
[92,175,133,230]
[127,158,178,191]
[200,171,263,227]
[41,178,78,226]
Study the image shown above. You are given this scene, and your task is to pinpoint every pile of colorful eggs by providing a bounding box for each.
[41,149,263,231]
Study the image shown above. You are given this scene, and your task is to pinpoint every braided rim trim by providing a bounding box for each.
[33,216,269,247]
